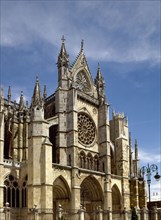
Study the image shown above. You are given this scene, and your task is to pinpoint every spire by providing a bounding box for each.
[19,91,24,112]
[96,63,104,81]
[95,63,105,96]
[135,139,138,160]
[8,86,11,104]
[31,76,43,109]
[81,40,84,52]
[57,35,69,68]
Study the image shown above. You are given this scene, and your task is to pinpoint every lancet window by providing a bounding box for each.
[21,175,27,208]
[4,175,20,208]
[3,174,27,208]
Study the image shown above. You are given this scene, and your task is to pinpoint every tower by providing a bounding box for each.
[28,78,53,218]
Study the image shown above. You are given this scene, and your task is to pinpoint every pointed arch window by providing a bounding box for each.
[21,175,28,208]
[94,155,99,171]
[79,151,86,169]
[4,175,20,208]
[87,153,93,170]
[75,71,91,93]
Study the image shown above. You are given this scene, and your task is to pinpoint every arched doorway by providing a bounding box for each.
[80,175,103,220]
[53,176,71,220]
[112,184,121,220]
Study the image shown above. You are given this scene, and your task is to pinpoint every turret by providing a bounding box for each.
[57,35,69,68]
[28,79,52,214]
[57,36,70,88]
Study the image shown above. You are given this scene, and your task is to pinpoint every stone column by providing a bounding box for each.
[4,202,10,220]
[98,206,103,220]
[141,207,148,220]
[153,205,158,220]
[104,176,112,220]
[123,207,128,220]
[79,205,85,220]
[107,207,112,220]
[71,168,81,220]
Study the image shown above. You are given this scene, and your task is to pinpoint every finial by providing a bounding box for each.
[61,35,65,44]
[19,91,24,111]
[81,40,84,51]
[36,76,38,82]
[98,62,100,69]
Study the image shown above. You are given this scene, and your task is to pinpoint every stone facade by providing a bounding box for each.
[0,38,147,220]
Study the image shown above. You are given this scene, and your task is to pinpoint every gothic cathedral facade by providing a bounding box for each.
[0,39,147,220]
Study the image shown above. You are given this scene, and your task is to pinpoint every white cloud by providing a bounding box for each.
[139,149,161,163]
[1,1,160,63]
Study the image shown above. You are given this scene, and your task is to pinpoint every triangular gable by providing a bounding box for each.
[71,50,95,94]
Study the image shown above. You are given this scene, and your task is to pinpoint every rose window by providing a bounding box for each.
[78,113,95,146]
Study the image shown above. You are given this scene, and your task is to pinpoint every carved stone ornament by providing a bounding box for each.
[78,113,95,146]
[75,71,90,93]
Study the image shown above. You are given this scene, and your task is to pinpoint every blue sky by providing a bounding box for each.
[0,1,161,198]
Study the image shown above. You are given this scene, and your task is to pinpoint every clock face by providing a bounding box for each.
[78,113,96,146]
[75,71,90,93]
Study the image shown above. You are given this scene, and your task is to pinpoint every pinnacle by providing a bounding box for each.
[31,77,43,108]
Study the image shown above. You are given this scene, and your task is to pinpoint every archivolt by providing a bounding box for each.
[53,176,71,200]
[80,175,103,202]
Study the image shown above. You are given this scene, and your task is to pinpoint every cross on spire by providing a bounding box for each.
[61,35,65,44]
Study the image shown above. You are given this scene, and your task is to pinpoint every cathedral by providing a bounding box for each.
[0,38,147,220]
